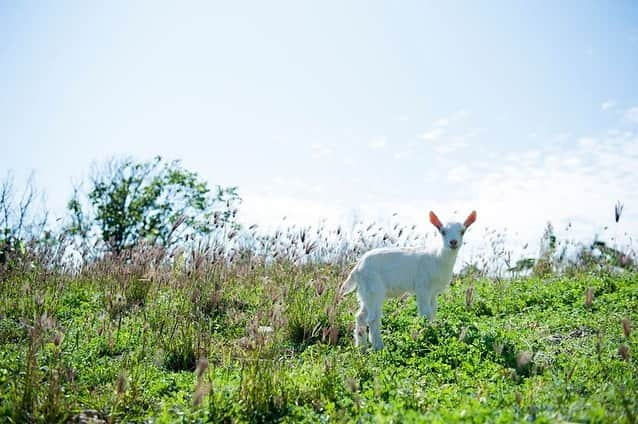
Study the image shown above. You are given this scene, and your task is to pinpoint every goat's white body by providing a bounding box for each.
[341,246,459,350]
[341,212,476,351]
[342,247,458,298]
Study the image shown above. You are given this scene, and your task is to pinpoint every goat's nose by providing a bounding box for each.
[450,239,458,247]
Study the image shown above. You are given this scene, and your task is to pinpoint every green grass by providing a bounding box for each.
[1,262,637,423]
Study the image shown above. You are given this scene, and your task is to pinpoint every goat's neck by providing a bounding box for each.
[435,247,459,274]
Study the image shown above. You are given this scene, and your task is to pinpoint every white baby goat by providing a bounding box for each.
[340,210,476,350]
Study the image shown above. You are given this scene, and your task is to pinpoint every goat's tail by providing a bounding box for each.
[339,271,357,297]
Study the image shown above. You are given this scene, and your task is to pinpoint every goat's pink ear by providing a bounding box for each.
[464,210,477,228]
[429,211,443,230]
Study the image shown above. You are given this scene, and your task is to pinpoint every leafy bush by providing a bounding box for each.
[67,156,241,256]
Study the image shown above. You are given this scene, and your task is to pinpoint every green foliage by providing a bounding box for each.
[67,156,241,254]
[1,253,637,422]
[284,276,343,348]
[3,172,637,422]
[238,355,290,422]
[0,173,53,277]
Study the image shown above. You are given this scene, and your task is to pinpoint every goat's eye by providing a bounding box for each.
[441,230,446,236]
[461,230,465,235]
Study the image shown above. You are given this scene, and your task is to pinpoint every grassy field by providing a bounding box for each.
[0,255,637,423]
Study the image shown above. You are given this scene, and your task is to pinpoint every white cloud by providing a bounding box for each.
[448,109,469,121]
[434,141,469,154]
[240,125,638,267]
[420,110,472,143]
[460,127,482,139]
[393,150,413,160]
[421,128,445,141]
[601,100,615,111]
[471,131,638,246]
[342,157,356,166]
[624,106,638,124]
[369,136,387,149]
[434,128,481,153]
[239,192,343,229]
[270,176,324,195]
[311,143,333,158]
[551,131,571,143]
[447,164,473,183]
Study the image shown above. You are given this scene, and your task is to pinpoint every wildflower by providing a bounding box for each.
[465,285,474,309]
[622,317,632,338]
[517,351,533,370]
[585,287,594,307]
[615,201,624,223]
[566,365,576,383]
[196,357,209,380]
[346,377,359,393]
[115,371,127,395]
[618,344,630,361]
[193,383,210,408]
[190,288,201,304]
[458,326,468,342]
[52,332,64,347]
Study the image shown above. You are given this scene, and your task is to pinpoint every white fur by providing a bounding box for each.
[340,211,476,350]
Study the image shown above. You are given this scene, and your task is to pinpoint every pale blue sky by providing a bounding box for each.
[2,1,638,252]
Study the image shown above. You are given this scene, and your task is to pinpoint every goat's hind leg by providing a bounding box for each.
[366,306,384,351]
[354,305,369,349]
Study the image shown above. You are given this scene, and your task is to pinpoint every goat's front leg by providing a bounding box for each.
[416,289,433,320]
[369,317,383,351]
[366,305,384,351]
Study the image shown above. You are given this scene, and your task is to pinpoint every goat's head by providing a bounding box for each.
[429,210,476,250]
